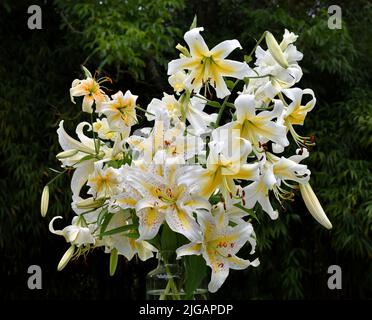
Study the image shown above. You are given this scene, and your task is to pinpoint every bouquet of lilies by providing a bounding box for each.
[41,21,332,294]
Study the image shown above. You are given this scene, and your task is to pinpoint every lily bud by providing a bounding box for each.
[265,32,289,69]
[75,197,105,209]
[56,149,78,159]
[176,43,190,57]
[57,245,75,271]
[40,185,49,217]
[300,183,332,229]
[109,248,118,276]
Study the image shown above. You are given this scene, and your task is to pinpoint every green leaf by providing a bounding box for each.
[184,255,207,298]
[225,102,235,109]
[74,154,96,165]
[206,100,221,108]
[234,202,260,223]
[160,223,178,251]
[225,79,235,90]
[125,232,140,239]
[190,15,197,30]
[209,193,221,205]
[97,207,109,227]
[98,210,112,238]
[101,224,136,237]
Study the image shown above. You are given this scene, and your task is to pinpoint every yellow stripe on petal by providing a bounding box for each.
[200,169,222,198]
[176,207,190,230]
[145,208,159,226]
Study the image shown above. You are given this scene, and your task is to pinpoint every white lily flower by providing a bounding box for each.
[183,128,259,203]
[168,70,187,94]
[280,29,299,50]
[281,88,316,127]
[70,77,107,113]
[245,30,303,102]
[229,94,289,147]
[49,216,95,247]
[93,117,128,141]
[146,94,217,135]
[176,210,259,293]
[146,93,182,122]
[103,211,158,261]
[279,88,316,146]
[100,90,138,130]
[243,148,310,220]
[125,157,210,241]
[128,111,204,163]
[186,96,218,134]
[87,162,121,198]
[168,27,250,98]
[57,120,114,199]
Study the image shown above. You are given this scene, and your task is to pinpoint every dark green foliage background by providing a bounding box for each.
[0,0,370,300]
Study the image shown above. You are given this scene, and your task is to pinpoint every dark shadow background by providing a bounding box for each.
[0,0,371,300]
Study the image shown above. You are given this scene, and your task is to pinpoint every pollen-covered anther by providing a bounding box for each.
[166,188,173,198]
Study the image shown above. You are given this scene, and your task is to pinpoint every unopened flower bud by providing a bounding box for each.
[40,185,49,217]
[300,182,332,229]
[56,149,78,159]
[265,32,289,69]
[75,197,105,210]
[57,245,75,271]
[109,248,118,276]
[176,43,190,57]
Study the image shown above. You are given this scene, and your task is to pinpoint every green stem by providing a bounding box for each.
[278,92,289,107]
[135,105,155,117]
[215,79,239,127]
[246,74,272,79]
[46,169,68,186]
[159,262,181,300]
[90,112,99,155]
[159,277,173,300]
[247,31,268,60]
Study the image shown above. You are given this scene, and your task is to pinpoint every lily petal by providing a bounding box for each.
[210,39,242,59]
[184,27,209,57]
[176,242,202,258]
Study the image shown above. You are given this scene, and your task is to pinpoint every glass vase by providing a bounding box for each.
[146,250,208,300]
